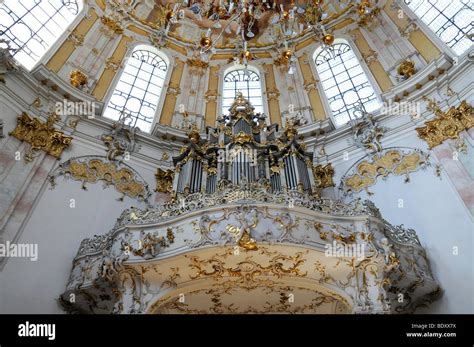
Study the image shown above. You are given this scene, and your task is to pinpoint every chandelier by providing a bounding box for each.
[158,0,378,71]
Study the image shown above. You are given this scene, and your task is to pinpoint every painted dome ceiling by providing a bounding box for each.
[115,0,357,50]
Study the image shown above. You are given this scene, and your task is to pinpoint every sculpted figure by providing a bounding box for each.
[101,250,118,281]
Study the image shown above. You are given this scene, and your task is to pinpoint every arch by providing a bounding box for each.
[222,65,264,115]
[313,39,381,127]
[148,279,353,314]
[142,244,355,314]
[102,45,169,133]
[337,147,431,199]
[49,155,152,203]
[0,0,84,70]
[405,0,473,56]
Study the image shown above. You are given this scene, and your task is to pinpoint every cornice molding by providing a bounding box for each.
[31,65,102,111]
[2,48,472,166]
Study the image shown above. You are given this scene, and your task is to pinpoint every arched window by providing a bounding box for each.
[406,0,473,56]
[314,40,380,127]
[103,46,168,133]
[222,67,263,115]
[0,0,83,70]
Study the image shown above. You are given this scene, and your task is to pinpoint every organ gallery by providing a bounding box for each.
[0,0,472,324]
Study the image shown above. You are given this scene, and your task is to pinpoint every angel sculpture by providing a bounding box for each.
[235,207,259,250]
[101,250,118,282]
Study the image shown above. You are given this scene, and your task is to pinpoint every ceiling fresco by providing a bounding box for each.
[129,0,355,48]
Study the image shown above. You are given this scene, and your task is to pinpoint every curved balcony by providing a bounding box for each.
[60,187,439,314]
[60,95,440,314]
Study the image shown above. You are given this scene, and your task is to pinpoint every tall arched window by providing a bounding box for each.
[314,39,380,127]
[0,0,83,70]
[103,46,168,133]
[222,67,263,115]
[406,0,473,56]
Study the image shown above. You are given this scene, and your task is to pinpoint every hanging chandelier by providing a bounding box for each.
[197,0,333,55]
[148,0,380,73]
[159,0,342,54]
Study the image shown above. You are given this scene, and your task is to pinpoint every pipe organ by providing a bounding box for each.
[172,92,334,197]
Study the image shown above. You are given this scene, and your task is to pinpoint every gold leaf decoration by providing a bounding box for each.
[313,163,335,189]
[186,57,209,76]
[49,157,150,201]
[187,250,308,287]
[397,59,416,78]
[69,70,88,88]
[155,168,174,193]
[9,113,72,161]
[416,100,473,149]
[151,285,349,314]
[100,16,124,34]
[343,149,429,193]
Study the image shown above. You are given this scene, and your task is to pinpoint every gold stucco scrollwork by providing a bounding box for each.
[186,57,209,76]
[100,16,124,35]
[9,112,72,162]
[416,100,473,149]
[151,285,349,314]
[342,149,430,194]
[186,249,308,288]
[313,163,335,189]
[155,168,174,193]
[49,156,150,202]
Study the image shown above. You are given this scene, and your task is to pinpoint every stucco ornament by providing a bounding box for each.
[60,96,440,314]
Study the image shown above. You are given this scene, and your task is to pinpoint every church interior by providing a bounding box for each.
[0,0,473,315]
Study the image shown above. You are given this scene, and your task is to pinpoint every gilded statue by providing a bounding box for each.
[237,207,259,250]
[416,100,473,149]
[313,163,335,189]
[69,70,88,90]
[238,229,258,251]
[226,207,259,251]
[397,59,416,79]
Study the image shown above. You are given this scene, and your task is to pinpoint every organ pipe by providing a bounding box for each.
[171,93,330,197]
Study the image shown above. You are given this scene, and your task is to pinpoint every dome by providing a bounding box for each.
[0,0,473,327]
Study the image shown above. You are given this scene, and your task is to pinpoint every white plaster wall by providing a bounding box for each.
[353,167,473,313]
[0,181,137,313]
[332,131,474,314]
[0,64,178,314]
[0,122,168,313]
[0,138,152,313]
